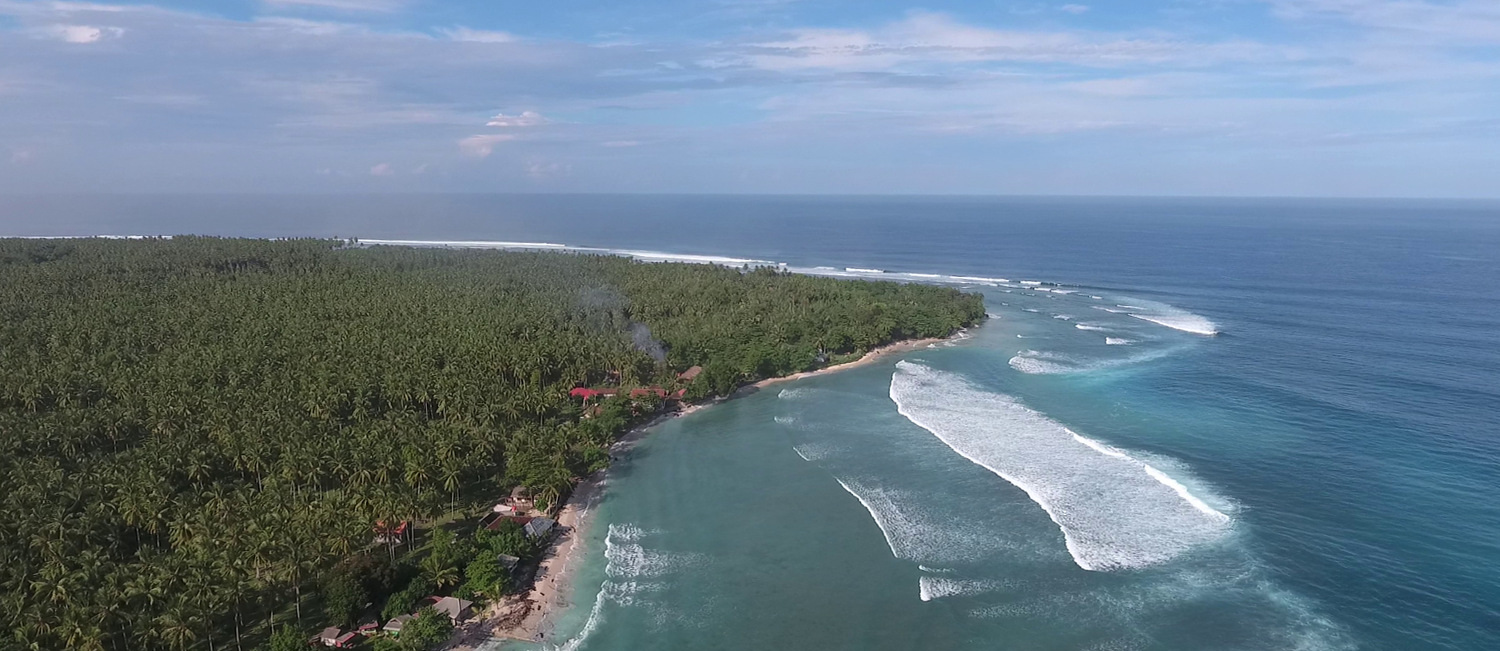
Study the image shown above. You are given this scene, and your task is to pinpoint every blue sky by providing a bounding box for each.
[1,0,1497,196]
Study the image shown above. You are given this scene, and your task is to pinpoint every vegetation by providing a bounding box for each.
[0,237,984,650]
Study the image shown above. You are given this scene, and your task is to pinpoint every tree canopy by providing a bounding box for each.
[0,237,984,650]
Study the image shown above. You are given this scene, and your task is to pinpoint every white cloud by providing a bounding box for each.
[747,12,1280,72]
[369,162,393,175]
[50,2,138,12]
[525,161,569,179]
[1060,4,1089,14]
[262,0,405,12]
[1268,0,1500,45]
[459,134,517,158]
[440,26,515,43]
[10,148,33,164]
[485,111,547,127]
[45,24,123,43]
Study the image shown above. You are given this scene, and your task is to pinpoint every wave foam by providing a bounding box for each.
[1075,324,1110,332]
[890,362,1231,571]
[1112,299,1219,336]
[1106,338,1134,346]
[1128,313,1219,336]
[919,575,1003,602]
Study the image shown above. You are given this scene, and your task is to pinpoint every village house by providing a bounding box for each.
[678,366,703,382]
[355,619,380,636]
[507,485,534,511]
[382,614,414,636]
[524,516,557,541]
[427,595,475,624]
[316,627,356,648]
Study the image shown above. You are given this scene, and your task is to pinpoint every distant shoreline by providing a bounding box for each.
[463,329,970,647]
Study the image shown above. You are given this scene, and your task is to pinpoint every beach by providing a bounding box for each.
[451,333,962,648]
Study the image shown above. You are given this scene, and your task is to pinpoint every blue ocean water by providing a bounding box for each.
[4,195,1499,649]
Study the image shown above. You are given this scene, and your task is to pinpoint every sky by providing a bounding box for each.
[0,0,1497,197]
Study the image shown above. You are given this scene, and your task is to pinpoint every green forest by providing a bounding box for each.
[0,237,984,651]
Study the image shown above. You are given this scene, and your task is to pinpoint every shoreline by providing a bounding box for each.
[457,331,966,648]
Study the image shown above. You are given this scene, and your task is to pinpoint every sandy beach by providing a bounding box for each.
[453,332,960,648]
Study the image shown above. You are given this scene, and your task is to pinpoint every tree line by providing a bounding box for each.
[0,237,984,650]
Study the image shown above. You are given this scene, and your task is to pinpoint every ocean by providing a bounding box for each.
[4,194,1499,650]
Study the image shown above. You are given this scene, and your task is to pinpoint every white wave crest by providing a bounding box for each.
[1075,324,1110,332]
[845,267,884,273]
[1106,338,1133,346]
[792,443,834,462]
[890,362,1231,571]
[1128,313,1219,336]
[831,476,1003,565]
[1106,299,1219,336]
[1008,347,1178,375]
[919,575,1003,602]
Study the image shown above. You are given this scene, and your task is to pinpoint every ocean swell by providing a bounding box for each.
[889,361,1232,571]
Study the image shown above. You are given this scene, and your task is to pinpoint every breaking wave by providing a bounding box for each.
[919,575,1005,602]
[1075,324,1111,332]
[1112,299,1220,336]
[549,523,701,650]
[1106,338,1134,346]
[1008,348,1178,375]
[890,362,1232,571]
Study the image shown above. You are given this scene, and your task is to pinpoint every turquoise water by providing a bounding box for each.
[7,195,1499,649]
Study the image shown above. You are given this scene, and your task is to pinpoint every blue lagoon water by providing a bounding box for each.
[5,195,1499,649]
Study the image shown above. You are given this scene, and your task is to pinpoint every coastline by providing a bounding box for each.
[458,331,964,648]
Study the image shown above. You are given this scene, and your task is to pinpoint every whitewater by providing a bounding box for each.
[889,361,1231,571]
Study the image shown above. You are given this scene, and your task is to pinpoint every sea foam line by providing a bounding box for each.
[890,361,1231,571]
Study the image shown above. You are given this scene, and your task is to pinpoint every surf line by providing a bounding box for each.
[889,361,1231,572]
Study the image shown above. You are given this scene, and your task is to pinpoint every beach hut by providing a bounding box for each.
[508,485,534,510]
[332,632,358,648]
[356,619,380,636]
[497,554,520,571]
[524,517,557,541]
[317,627,343,647]
[383,614,414,636]
[429,596,474,624]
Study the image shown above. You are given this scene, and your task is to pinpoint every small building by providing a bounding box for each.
[678,366,703,382]
[355,620,380,636]
[317,627,344,647]
[485,514,533,532]
[497,554,520,571]
[428,596,475,624]
[628,386,669,400]
[524,517,557,541]
[332,632,358,648]
[508,485,534,510]
[568,387,617,402]
[383,614,414,636]
[492,502,518,516]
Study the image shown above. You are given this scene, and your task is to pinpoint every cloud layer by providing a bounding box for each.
[0,0,1496,196]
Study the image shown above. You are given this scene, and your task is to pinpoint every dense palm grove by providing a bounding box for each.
[0,237,984,651]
